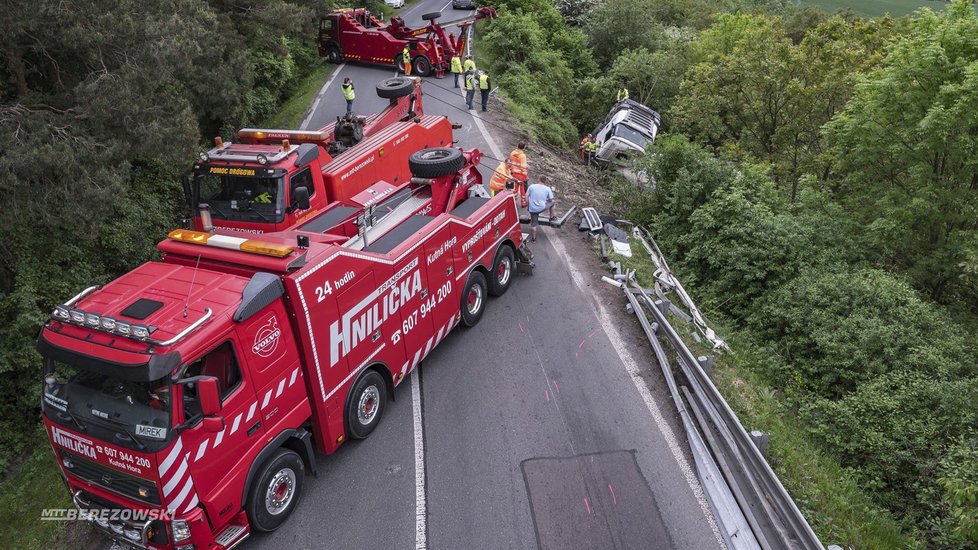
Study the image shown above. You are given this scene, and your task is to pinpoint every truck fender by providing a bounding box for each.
[240,428,317,507]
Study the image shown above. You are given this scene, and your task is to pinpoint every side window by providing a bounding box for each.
[182,342,243,422]
[290,167,315,199]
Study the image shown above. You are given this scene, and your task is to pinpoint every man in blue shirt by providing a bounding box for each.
[525,176,555,243]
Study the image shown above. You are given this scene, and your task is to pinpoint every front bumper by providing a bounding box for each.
[73,490,157,549]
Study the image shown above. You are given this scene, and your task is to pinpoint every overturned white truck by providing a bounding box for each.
[591,99,660,167]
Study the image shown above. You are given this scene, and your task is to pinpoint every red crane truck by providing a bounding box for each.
[185,77,455,234]
[318,7,497,77]
[37,146,533,549]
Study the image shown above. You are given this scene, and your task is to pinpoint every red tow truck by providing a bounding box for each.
[185,76,454,234]
[38,146,532,549]
[318,7,497,77]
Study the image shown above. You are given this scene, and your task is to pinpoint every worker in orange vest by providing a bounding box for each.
[508,142,528,207]
[488,160,513,197]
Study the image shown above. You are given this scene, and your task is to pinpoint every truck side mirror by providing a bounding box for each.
[197,377,222,416]
[293,186,311,211]
[202,416,225,434]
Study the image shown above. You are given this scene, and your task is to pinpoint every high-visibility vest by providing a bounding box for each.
[465,73,476,91]
[342,83,355,101]
[617,88,629,101]
[508,148,527,180]
[478,73,489,90]
[585,140,598,153]
[403,48,411,63]
[463,59,476,73]
[489,161,511,193]
[450,56,462,73]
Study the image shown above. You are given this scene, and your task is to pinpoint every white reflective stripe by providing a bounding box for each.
[400,361,409,376]
[275,378,286,398]
[158,438,184,477]
[162,459,187,496]
[194,440,208,462]
[213,428,225,448]
[435,324,446,343]
[246,402,258,422]
[168,477,195,513]
[230,413,243,435]
[288,368,299,387]
[261,389,273,409]
[411,348,422,371]
[182,493,200,514]
[205,234,248,251]
[422,336,434,358]
[324,343,386,401]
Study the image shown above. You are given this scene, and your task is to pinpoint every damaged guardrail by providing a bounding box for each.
[597,224,823,550]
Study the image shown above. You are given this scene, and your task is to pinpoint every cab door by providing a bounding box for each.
[178,337,259,525]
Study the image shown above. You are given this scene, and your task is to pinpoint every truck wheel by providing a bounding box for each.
[246,449,304,533]
[460,271,488,327]
[408,147,465,178]
[346,370,387,440]
[488,245,515,297]
[376,77,414,99]
[412,55,433,77]
[421,12,441,20]
[326,44,343,64]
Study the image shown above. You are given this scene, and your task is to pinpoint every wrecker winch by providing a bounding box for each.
[38,146,532,549]
[185,77,455,234]
[318,7,497,77]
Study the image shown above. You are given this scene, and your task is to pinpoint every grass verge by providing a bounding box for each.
[603,239,912,549]
[262,61,336,130]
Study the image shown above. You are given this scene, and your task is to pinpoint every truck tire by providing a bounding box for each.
[412,55,433,77]
[346,370,387,440]
[376,77,415,99]
[460,271,488,327]
[408,147,465,179]
[421,12,441,20]
[325,44,343,64]
[488,245,515,297]
[246,449,304,533]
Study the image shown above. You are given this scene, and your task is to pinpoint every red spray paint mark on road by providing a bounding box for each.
[545,390,550,402]
[609,484,617,506]
[518,323,524,333]
[587,329,599,339]
[578,339,586,349]
[553,380,559,394]
[584,497,592,515]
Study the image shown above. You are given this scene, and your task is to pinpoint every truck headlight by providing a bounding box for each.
[124,527,141,541]
[171,519,191,542]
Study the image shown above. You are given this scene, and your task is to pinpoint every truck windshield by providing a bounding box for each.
[193,172,286,224]
[42,360,173,453]
[612,124,652,151]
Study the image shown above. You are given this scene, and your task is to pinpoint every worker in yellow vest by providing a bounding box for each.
[463,55,476,74]
[341,77,355,114]
[450,54,463,88]
[584,139,598,166]
[579,133,592,160]
[478,70,492,112]
[402,45,412,76]
[488,160,513,197]
[464,69,477,110]
[617,87,629,102]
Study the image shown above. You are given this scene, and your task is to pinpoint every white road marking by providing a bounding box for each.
[411,370,428,550]
[547,234,725,546]
[300,64,345,130]
[457,85,504,159]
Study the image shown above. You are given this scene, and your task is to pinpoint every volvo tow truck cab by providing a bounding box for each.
[39,146,532,549]
[591,99,661,167]
[185,77,454,234]
[318,7,496,76]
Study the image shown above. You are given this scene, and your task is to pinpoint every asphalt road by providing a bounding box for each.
[248,2,724,548]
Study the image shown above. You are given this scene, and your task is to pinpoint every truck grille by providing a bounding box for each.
[60,450,161,506]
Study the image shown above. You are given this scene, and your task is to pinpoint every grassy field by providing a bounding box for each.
[802,0,947,17]
[261,61,337,130]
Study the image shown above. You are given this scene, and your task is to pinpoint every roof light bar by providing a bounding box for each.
[50,304,212,347]
[168,230,294,258]
[237,129,330,143]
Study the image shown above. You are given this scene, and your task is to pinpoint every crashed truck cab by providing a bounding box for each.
[185,76,452,235]
[591,99,661,167]
[37,245,308,549]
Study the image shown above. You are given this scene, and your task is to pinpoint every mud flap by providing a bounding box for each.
[516,237,535,275]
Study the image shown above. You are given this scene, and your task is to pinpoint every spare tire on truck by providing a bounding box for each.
[408,147,465,179]
[421,12,441,21]
[376,77,415,99]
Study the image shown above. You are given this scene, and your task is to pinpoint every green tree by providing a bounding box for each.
[585,0,669,68]
[607,44,689,121]
[823,0,978,306]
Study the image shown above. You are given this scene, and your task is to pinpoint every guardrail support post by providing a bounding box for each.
[750,430,770,457]
[697,355,714,377]
[654,299,670,315]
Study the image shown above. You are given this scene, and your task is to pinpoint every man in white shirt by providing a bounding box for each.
[525,176,555,243]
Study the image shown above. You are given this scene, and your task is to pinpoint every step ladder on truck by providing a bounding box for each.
[184,77,454,235]
[37,146,532,550]
[318,6,497,77]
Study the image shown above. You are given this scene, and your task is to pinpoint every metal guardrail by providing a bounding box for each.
[610,228,822,550]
